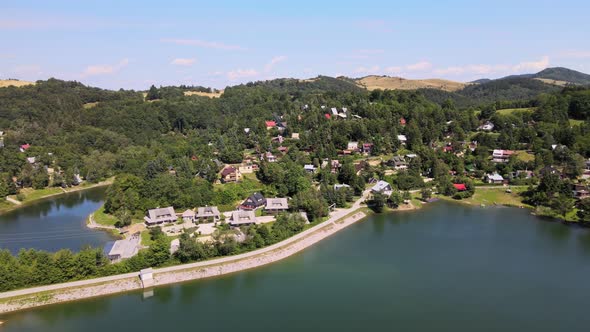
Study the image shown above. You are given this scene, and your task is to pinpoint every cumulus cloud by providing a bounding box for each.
[264,55,287,72]
[406,61,432,71]
[161,38,245,51]
[433,56,550,77]
[171,58,196,66]
[227,69,259,81]
[82,58,129,77]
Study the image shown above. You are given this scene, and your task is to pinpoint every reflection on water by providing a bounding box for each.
[0,187,115,253]
[2,202,590,332]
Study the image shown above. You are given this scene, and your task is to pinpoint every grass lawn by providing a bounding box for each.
[141,230,154,246]
[92,205,118,226]
[442,187,531,207]
[515,150,535,162]
[569,119,585,126]
[496,107,535,115]
[0,199,15,212]
[12,187,63,202]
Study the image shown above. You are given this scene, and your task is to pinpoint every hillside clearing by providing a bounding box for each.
[356,75,467,92]
[183,90,223,98]
[496,107,535,115]
[0,79,34,88]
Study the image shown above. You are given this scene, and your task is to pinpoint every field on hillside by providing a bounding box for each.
[496,107,535,115]
[356,76,466,92]
[0,79,34,88]
[534,78,570,87]
[184,90,223,98]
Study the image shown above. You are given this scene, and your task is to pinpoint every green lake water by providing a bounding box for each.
[0,187,115,253]
[2,202,590,331]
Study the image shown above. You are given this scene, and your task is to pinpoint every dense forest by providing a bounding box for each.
[1,74,590,291]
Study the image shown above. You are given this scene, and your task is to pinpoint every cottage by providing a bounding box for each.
[362,143,373,154]
[492,149,515,163]
[220,166,240,183]
[244,128,251,134]
[238,163,254,174]
[334,184,351,190]
[19,144,30,152]
[371,180,393,196]
[573,184,590,200]
[291,133,300,140]
[478,121,495,131]
[103,233,141,262]
[397,135,407,144]
[453,183,467,191]
[272,135,284,144]
[400,117,406,126]
[240,192,266,210]
[387,156,408,170]
[181,209,195,223]
[278,146,289,154]
[144,207,177,226]
[485,173,504,184]
[262,152,277,163]
[330,107,339,116]
[26,157,36,164]
[265,121,277,129]
[265,198,289,214]
[347,141,359,151]
[304,164,317,173]
[230,210,257,226]
[539,166,561,178]
[196,206,221,222]
[512,170,533,179]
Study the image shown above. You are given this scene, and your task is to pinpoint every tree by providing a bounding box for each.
[577,198,590,224]
[551,194,575,221]
[420,188,432,201]
[369,192,386,213]
[146,85,160,100]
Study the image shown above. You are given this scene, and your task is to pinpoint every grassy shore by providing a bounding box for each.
[1,178,114,215]
[91,205,118,227]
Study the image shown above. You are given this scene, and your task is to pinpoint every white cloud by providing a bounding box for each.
[171,58,196,66]
[433,56,550,77]
[264,55,287,72]
[82,58,129,77]
[161,38,245,51]
[406,61,432,71]
[512,56,549,72]
[227,69,259,81]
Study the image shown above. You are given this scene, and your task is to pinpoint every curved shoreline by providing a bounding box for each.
[0,192,372,314]
[0,179,113,216]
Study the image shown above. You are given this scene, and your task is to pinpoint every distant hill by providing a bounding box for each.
[0,79,35,88]
[355,75,466,92]
[533,67,590,85]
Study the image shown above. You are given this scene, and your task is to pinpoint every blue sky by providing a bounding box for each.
[1,0,589,90]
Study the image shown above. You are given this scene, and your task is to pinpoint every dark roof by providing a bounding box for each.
[221,166,237,177]
[243,192,266,207]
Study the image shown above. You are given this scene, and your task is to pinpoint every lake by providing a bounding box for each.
[0,187,115,254]
[2,202,590,331]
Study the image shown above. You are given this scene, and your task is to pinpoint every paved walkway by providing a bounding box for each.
[5,197,21,205]
[0,189,371,301]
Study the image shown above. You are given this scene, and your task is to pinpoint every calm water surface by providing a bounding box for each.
[0,187,115,253]
[2,202,590,331]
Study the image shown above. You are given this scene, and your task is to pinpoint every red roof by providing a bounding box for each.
[265,121,276,127]
[453,183,467,191]
[400,118,407,125]
[324,114,331,119]
[20,144,31,150]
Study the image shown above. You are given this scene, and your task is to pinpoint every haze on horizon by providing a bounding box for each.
[1,0,589,90]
